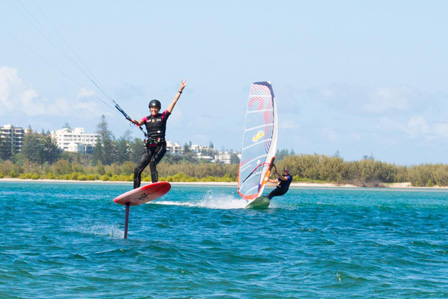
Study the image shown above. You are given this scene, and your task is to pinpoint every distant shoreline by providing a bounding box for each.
[1,178,448,189]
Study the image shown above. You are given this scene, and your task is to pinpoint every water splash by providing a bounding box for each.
[153,190,247,210]
[74,224,123,239]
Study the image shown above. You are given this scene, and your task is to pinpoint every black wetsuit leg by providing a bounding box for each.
[267,187,288,200]
[148,143,167,183]
[133,143,167,188]
[133,151,151,189]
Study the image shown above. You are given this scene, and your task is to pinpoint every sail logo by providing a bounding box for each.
[252,131,264,142]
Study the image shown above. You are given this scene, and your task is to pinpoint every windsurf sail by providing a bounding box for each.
[238,82,278,200]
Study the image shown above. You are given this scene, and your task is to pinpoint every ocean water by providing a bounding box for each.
[1,181,447,298]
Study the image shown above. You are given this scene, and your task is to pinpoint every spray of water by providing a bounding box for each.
[72,224,124,239]
[152,190,247,210]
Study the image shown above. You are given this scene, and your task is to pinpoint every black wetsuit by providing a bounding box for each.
[133,110,170,188]
[267,174,293,200]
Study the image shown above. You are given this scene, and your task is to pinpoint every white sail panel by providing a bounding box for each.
[238,82,278,200]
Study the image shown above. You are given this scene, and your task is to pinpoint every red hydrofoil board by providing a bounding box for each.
[114,182,171,206]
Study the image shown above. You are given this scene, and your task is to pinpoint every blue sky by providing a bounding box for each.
[1,0,447,165]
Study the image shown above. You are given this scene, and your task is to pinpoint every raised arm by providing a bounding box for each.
[272,165,280,176]
[268,166,279,183]
[167,80,187,113]
[272,165,289,181]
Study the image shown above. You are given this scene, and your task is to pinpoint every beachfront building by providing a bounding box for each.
[213,151,241,165]
[51,127,99,154]
[0,124,25,154]
[191,144,206,154]
[166,140,182,155]
[191,144,217,161]
[196,152,214,162]
[215,151,237,164]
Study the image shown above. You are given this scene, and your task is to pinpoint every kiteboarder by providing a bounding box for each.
[131,80,186,188]
[266,166,293,200]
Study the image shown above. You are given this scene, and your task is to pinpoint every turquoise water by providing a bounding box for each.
[1,181,447,298]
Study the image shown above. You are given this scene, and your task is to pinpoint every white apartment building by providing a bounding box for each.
[166,140,182,155]
[51,128,99,154]
[215,151,233,164]
[196,152,214,162]
[191,144,205,153]
[0,124,25,154]
[213,151,241,165]
[190,144,215,162]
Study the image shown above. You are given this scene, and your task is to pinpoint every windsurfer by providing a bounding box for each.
[130,80,186,188]
[266,166,293,200]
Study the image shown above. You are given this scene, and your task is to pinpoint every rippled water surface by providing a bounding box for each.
[1,181,448,297]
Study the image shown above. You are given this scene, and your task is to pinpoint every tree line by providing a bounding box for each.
[1,116,448,186]
[2,149,448,187]
[274,154,448,187]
